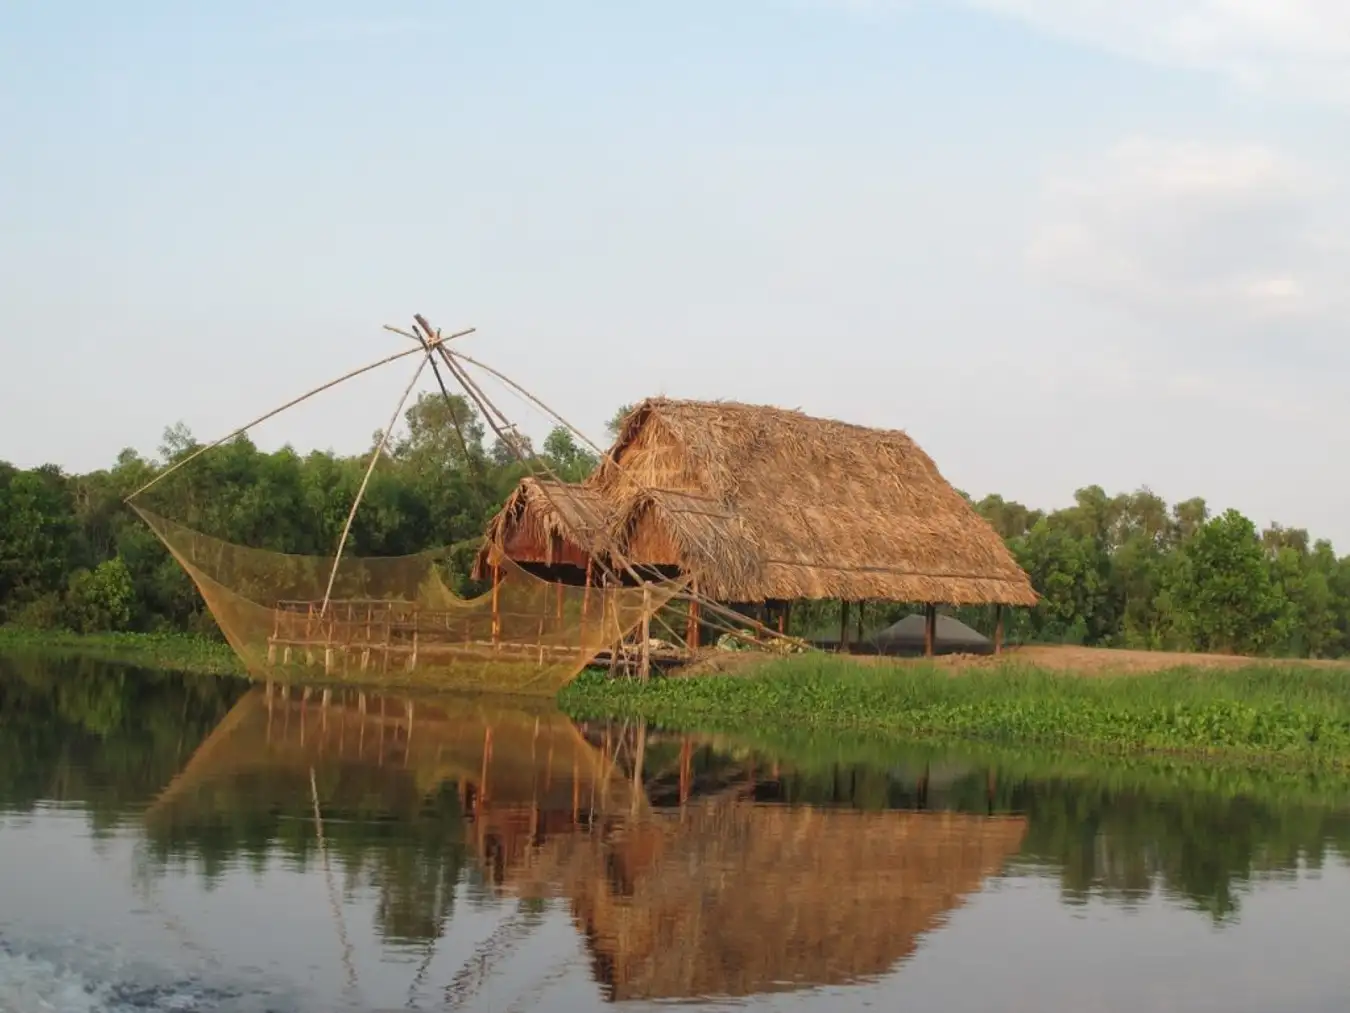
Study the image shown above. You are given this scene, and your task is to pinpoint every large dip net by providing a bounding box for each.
[134,505,681,694]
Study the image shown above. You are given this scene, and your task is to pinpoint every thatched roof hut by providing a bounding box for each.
[593,398,1037,606]
[475,477,618,578]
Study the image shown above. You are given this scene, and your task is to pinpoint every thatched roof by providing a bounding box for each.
[592,398,1037,606]
[475,477,618,576]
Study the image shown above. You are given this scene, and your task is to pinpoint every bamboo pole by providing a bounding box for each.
[126,342,433,503]
[640,586,651,681]
[994,604,1004,656]
[319,356,429,615]
[924,603,937,657]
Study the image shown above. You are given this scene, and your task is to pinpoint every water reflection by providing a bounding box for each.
[2,655,1350,1011]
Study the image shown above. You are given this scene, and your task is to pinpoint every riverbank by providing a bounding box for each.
[0,628,242,677]
[9,629,1350,767]
[558,654,1350,767]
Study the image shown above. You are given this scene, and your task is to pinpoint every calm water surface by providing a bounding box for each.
[1,654,1349,1012]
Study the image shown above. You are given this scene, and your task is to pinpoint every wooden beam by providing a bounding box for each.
[840,600,851,653]
[923,603,936,657]
[993,604,1004,656]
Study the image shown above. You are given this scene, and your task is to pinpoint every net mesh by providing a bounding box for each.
[132,505,683,695]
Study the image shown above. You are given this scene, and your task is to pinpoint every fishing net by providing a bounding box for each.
[132,505,683,695]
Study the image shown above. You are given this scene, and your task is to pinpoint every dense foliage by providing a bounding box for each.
[3,396,1349,658]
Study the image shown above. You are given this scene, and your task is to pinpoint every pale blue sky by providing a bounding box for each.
[4,2,1349,544]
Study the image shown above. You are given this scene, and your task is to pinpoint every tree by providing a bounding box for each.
[1162,510,1291,655]
[1014,516,1114,645]
[541,427,598,483]
[606,403,637,440]
[64,557,135,633]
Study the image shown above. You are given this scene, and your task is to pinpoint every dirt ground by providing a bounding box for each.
[672,643,1350,678]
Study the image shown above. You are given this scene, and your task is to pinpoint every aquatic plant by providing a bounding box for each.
[559,655,1350,765]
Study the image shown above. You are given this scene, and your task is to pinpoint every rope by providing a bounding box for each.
[125,343,429,503]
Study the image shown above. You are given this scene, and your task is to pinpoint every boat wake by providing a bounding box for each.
[0,937,286,1013]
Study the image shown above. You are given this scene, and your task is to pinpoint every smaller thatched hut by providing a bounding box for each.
[474,477,618,581]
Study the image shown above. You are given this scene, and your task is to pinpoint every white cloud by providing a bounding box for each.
[1028,137,1348,336]
[965,0,1350,103]
[806,0,1350,102]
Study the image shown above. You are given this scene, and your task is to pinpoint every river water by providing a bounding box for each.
[1,653,1348,1012]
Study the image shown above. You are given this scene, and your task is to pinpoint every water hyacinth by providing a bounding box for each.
[559,657,1350,766]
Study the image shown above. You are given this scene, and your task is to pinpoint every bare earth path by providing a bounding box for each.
[675,644,1350,678]
[926,644,1350,675]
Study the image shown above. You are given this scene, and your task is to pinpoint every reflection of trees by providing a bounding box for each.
[0,652,243,828]
[1003,779,1350,920]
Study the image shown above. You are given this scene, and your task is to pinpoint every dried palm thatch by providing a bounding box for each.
[475,477,619,578]
[594,398,1037,606]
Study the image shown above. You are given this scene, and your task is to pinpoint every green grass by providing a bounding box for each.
[0,628,243,677]
[558,654,1350,767]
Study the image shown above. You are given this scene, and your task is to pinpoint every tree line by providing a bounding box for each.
[1,393,1347,658]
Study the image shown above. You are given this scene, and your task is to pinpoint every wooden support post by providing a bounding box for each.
[639,585,652,682]
[993,604,1004,656]
[582,560,593,623]
[783,601,792,638]
[777,602,786,636]
[924,603,936,657]
[839,600,851,653]
[856,600,865,643]
[686,580,701,652]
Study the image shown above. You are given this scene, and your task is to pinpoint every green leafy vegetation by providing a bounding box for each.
[559,655,1350,765]
[0,628,242,675]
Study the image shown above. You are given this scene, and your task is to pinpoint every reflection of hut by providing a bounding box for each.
[145,685,635,832]
[516,799,1027,1002]
[474,478,618,582]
